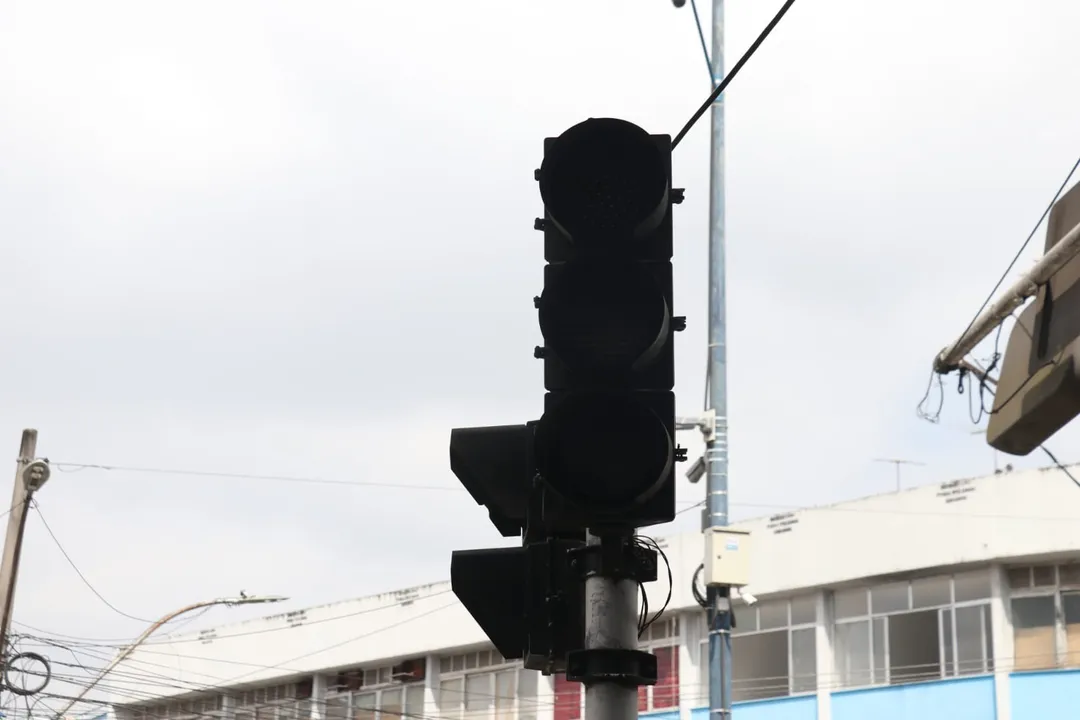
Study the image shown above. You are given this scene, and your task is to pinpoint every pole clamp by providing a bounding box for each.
[565,648,658,688]
[567,536,657,584]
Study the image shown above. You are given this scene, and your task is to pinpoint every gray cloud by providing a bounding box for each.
[2,0,1080,710]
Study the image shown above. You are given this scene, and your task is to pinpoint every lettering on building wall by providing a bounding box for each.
[286,610,306,628]
[199,629,217,645]
[394,587,420,606]
[936,478,976,504]
[767,512,798,535]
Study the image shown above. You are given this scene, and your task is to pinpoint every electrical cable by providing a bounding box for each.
[691,564,708,608]
[21,604,460,720]
[45,459,802,515]
[688,0,713,82]
[1039,445,1080,490]
[671,0,799,149]
[948,154,1080,371]
[24,625,1076,717]
[30,501,153,624]
[921,154,1080,423]
[633,535,673,638]
[52,462,460,493]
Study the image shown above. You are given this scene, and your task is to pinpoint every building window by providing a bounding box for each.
[553,674,580,720]
[437,648,539,720]
[136,693,228,720]
[833,569,993,688]
[234,682,316,720]
[697,595,816,703]
[1009,562,1080,671]
[326,665,424,720]
[637,617,680,713]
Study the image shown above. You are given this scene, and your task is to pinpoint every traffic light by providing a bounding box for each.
[988,181,1080,455]
[449,424,535,537]
[449,424,585,671]
[533,117,683,531]
[448,116,680,674]
[450,540,585,672]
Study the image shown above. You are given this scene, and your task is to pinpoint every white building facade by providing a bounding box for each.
[110,466,1080,720]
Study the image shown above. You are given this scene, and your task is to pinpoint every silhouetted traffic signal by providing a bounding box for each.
[449,424,535,537]
[448,117,681,674]
[533,118,683,531]
[989,182,1080,455]
[450,539,585,673]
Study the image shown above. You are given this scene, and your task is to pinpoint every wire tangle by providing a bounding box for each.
[633,535,672,639]
[2,635,52,698]
[920,153,1080,424]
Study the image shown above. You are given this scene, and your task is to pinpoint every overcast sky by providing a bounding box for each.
[2,0,1080,709]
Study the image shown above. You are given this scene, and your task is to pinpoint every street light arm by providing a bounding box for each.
[53,595,287,720]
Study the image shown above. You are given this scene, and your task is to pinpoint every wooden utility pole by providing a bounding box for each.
[0,429,50,665]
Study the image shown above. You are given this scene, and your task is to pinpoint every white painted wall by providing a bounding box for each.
[110,466,1080,707]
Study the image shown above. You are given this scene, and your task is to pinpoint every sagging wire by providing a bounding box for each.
[633,535,672,638]
[931,311,1080,489]
[691,564,708,608]
[920,311,1018,424]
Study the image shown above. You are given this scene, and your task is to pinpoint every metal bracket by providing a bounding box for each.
[700,409,717,444]
[567,538,657,584]
[566,648,658,688]
[676,411,717,444]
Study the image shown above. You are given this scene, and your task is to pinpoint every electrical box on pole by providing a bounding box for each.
[703,527,752,587]
[533,117,685,532]
[988,182,1080,455]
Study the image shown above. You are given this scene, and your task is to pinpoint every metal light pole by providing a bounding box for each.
[54,594,288,719]
[672,0,732,715]
[702,0,732,718]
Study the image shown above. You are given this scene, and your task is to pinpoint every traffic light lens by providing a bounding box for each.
[536,393,673,513]
[539,261,669,374]
[539,118,668,247]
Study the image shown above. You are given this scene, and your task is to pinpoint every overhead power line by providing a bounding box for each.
[41,459,1080,526]
[31,501,153,624]
[672,0,799,149]
[951,154,1080,364]
[52,462,461,492]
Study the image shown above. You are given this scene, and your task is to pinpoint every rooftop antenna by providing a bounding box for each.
[873,458,925,492]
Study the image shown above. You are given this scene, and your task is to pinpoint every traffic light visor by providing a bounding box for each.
[539,118,669,249]
[536,392,673,512]
[539,261,670,375]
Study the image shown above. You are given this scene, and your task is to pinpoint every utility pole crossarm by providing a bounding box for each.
[934,218,1080,374]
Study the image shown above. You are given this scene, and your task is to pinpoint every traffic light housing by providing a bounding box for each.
[450,540,585,673]
[533,118,682,531]
[449,424,535,537]
[988,181,1080,455]
[448,116,682,674]
[449,424,585,671]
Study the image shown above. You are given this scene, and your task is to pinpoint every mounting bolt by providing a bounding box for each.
[533,296,542,309]
[534,346,546,359]
[672,188,686,204]
[673,316,687,332]
[534,168,541,181]
[534,218,546,231]
[675,446,689,462]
